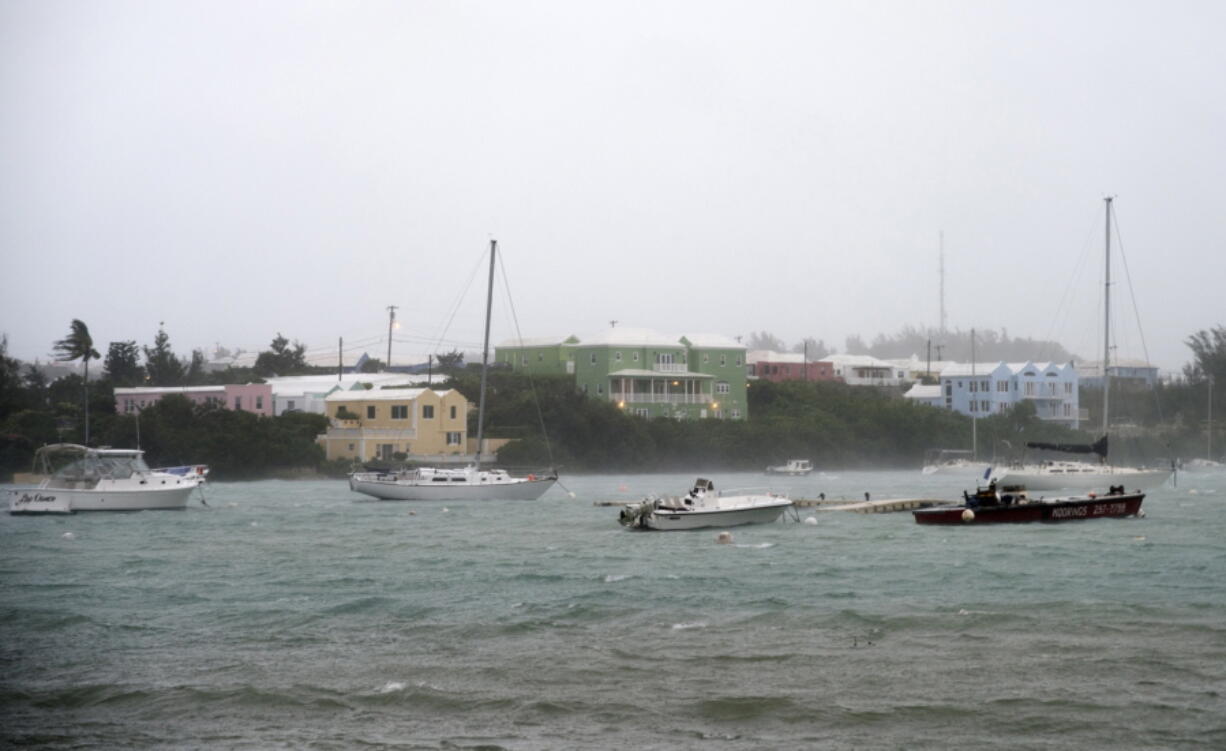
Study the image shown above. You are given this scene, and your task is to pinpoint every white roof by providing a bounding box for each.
[266,374,415,396]
[324,388,457,403]
[939,361,1070,378]
[904,384,942,399]
[820,354,895,368]
[579,327,683,348]
[496,335,577,348]
[681,333,745,350]
[748,351,807,365]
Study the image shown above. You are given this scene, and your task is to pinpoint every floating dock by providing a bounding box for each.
[594,497,947,513]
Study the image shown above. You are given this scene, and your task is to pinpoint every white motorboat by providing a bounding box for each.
[347,240,558,502]
[349,466,556,501]
[619,478,793,531]
[921,449,990,477]
[6,444,206,514]
[765,459,813,476]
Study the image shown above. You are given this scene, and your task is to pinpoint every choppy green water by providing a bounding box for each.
[2,470,1225,749]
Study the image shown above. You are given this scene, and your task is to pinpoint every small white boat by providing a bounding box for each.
[349,466,556,501]
[6,444,206,514]
[765,459,813,476]
[619,478,793,530]
[921,449,990,477]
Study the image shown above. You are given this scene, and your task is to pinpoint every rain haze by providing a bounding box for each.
[2,0,1223,372]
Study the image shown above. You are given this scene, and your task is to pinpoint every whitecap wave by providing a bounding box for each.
[735,542,774,549]
[672,621,707,631]
[603,574,632,583]
[377,681,406,693]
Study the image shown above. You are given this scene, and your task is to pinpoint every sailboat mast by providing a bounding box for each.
[1102,197,1112,439]
[971,328,977,460]
[474,239,497,470]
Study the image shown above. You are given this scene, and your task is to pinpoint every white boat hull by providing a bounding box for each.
[349,474,555,501]
[6,480,200,513]
[922,462,991,477]
[995,465,1171,491]
[643,500,791,530]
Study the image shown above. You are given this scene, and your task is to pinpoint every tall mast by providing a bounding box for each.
[939,230,947,333]
[1102,197,1112,439]
[1210,375,1215,462]
[971,327,977,460]
[474,239,497,469]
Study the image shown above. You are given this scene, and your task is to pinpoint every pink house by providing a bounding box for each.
[114,384,275,416]
[748,354,838,383]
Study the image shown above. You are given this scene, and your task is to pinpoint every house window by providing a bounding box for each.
[234,396,242,409]
[615,352,622,362]
[597,384,604,395]
[521,355,527,365]
[256,396,263,409]
[720,354,727,367]
[731,409,741,419]
[538,352,543,361]
[446,432,462,445]
[1064,382,1072,394]
[970,382,977,393]
[633,353,639,362]
[287,400,296,410]
[450,405,457,419]
[379,444,393,460]
[590,353,597,364]
[634,408,649,418]
[704,354,710,364]
[657,353,674,365]
[391,405,408,419]
[716,381,730,394]
[422,405,435,419]
[347,443,355,451]
[367,405,376,419]
[336,406,346,417]
[736,356,742,366]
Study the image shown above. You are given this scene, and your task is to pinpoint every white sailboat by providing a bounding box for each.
[996,198,1171,491]
[348,240,557,501]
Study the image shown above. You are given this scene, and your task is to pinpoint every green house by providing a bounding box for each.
[495,335,580,376]
[497,328,747,420]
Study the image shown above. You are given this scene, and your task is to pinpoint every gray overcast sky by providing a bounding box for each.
[2,0,1223,371]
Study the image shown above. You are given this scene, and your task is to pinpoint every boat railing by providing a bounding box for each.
[718,486,785,498]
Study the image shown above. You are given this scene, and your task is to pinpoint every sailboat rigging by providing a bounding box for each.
[996,198,1171,491]
[348,240,558,501]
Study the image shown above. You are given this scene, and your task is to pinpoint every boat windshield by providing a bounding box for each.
[52,453,149,481]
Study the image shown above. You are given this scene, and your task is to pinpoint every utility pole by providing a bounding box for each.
[338,337,343,381]
[971,328,977,460]
[609,320,618,328]
[926,338,932,379]
[803,340,809,381]
[386,305,398,370]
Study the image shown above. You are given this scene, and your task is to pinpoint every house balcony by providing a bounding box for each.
[1021,392,1065,401]
[653,363,688,373]
[610,391,712,405]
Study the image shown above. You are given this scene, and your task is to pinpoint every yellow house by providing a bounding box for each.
[317,388,469,462]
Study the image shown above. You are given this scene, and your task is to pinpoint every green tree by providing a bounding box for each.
[1183,325,1226,382]
[254,333,307,376]
[186,348,208,385]
[144,325,186,386]
[52,319,101,444]
[104,340,145,386]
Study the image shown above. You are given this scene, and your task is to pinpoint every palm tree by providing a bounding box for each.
[53,319,101,444]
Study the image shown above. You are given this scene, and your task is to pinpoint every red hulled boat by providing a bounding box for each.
[913,482,1144,525]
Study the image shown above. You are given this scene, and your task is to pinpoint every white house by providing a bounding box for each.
[821,354,907,386]
[265,374,422,416]
[1075,359,1160,389]
[933,361,1080,429]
